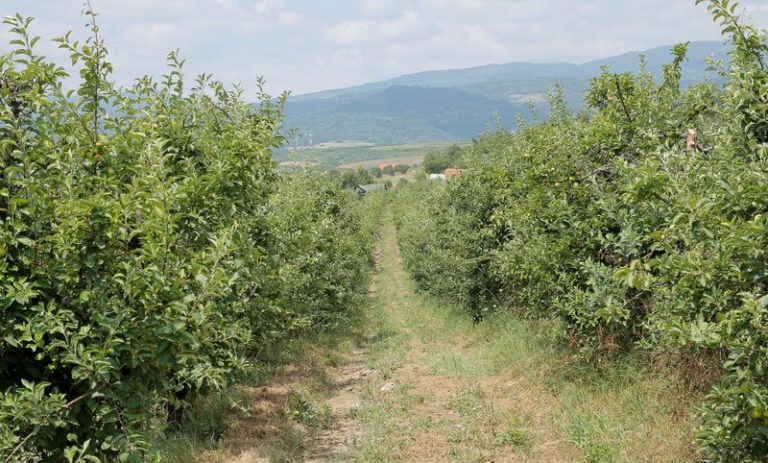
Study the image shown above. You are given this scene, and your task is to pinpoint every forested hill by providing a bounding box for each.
[282,41,728,146]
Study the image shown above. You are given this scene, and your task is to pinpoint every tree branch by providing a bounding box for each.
[614,77,634,125]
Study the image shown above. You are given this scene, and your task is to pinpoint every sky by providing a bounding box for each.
[2,1,768,100]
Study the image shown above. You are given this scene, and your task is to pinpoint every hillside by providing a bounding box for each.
[282,41,728,146]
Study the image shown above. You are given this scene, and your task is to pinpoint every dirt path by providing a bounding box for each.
[303,238,382,463]
[205,209,695,462]
[300,209,576,463]
[212,210,571,462]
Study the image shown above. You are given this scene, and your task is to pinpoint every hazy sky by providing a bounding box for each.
[3,1,768,99]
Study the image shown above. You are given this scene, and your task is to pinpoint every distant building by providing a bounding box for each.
[429,174,446,181]
[444,169,464,179]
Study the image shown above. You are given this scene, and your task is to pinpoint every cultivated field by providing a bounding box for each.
[273,141,463,169]
[339,155,425,169]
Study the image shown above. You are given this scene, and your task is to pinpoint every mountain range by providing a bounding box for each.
[281,41,729,146]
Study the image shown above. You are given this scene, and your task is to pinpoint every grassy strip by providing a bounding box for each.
[346,209,700,462]
[151,306,371,462]
[155,208,701,462]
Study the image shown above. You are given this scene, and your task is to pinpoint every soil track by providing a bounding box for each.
[207,211,577,462]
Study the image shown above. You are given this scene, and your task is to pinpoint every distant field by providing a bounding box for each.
[340,155,425,169]
[278,160,320,168]
[365,142,452,152]
[273,141,464,169]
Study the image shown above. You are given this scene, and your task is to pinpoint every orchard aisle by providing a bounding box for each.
[209,208,576,462]
[208,207,695,463]
[304,209,576,462]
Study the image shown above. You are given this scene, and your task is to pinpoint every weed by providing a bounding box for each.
[451,388,486,415]
[494,415,535,452]
[285,391,331,429]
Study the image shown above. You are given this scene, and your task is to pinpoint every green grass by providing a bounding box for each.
[382,207,697,462]
[150,292,373,462]
[155,208,701,462]
[152,388,252,462]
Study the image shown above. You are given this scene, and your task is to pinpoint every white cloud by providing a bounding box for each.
[278,12,302,26]
[253,0,284,15]
[325,10,425,45]
[361,0,399,17]
[325,19,368,44]
[2,0,768,98]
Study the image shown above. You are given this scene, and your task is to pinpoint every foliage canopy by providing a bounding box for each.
[0,9,380,462]
[394,2,768,460]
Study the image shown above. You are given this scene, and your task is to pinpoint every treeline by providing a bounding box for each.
[336,164,413,191]
[394,1,768,461]
[0,12,381,463]
[423,144,463,174]
[369,163,412,178]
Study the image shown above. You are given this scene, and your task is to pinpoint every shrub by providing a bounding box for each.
[393,164,409,174]
[394,2,768,459]
[0,12,378,462]
[369,166,383,178]
[423,144,463,174]
[339,166,375,188]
